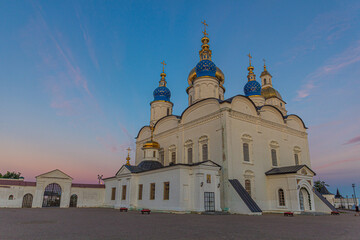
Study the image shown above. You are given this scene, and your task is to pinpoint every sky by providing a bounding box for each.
[0,0,359,197]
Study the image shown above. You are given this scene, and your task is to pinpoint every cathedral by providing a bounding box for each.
[0,23,336,214]
[102,23,335,214]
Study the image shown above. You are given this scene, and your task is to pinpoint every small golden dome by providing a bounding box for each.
[261,86,282,100]
[187,67,224,86]
[142,140,160,149]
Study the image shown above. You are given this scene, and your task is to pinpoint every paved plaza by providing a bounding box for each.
[0,208,359,240]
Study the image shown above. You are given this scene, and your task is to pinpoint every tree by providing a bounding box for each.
[0,171,22,179]
[314,180,329,193]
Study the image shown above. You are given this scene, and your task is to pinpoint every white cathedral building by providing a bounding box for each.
[0,25,336,214]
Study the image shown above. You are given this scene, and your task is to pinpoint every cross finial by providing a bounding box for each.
[202,20,208,36]
[247,53,252,66]
[126,147,131,165]
[150,124,154,141]
[161,61,166,73]
[263,58,267,70]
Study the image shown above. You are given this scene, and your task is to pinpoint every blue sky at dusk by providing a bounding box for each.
[1,1,360,196]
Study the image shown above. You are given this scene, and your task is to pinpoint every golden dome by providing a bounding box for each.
[142,140,160,149]
[187,67,224,86]
[261,86,282,100]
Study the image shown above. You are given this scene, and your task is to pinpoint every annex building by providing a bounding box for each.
[0,23,336,214]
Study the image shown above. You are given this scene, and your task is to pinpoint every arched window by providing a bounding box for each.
[153,151,156,157]
[70,194,78,207]
[264,79,267,85]
[202,144,208,161]
[243,143,250,162]
[167,108,170,116]
[159,149,164,165]
[8,195,14,200]
[245,180,251,197]
[188,147,193,164]
[144,150,146,158]
[294,153,299,165]
[278,189,285,206]
[171,152,176,164]
[271,149,278,166]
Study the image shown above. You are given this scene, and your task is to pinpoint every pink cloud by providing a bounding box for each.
[344,135,360,145]
[295,40,360,100]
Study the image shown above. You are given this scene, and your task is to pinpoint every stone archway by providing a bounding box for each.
[299,187,311,211]
[22,193,33,208]
[42,183,62,207]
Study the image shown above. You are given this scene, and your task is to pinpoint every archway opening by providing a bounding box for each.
[299,187,311,211]
[70,194,78,207]
[42,183,62,207]
[22,193,33,208]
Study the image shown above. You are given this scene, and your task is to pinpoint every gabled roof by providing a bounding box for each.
[36,169,73,180]
[265,165,316,176]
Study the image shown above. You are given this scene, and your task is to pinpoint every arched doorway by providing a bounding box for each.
[42,183,62,207]
[69,194,78,207]
[22,193,33,208]
[299,187,311,211]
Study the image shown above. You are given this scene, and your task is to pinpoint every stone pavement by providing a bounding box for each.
[1,208,359,240]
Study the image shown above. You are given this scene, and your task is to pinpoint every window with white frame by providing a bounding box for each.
[242,134,252,163]
[245,179,251,197]
[244,170,254,198]
[159,148,164,165]
[199,136,209,161]
[294,146,301,165]
[270,141,279,166]
[169,145,176,164]
[278,189,285,206]
[185,140,193,164]
[243,143,250,162]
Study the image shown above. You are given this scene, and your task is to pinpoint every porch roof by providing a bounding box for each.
[265,164,316,176]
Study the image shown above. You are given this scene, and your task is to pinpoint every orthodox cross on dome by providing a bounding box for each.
[150,125,155,141]
[159,61,167,87]
[161,61,166,73]
[263,58,267,71]
[202,20,208,37]
[126,147,131,166]
[247,53,252,66]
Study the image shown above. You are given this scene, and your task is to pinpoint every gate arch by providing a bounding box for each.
[22,193,33,208]
[70,194,78,207]
[42,183,62,207]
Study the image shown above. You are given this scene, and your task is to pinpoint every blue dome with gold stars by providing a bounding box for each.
[153,86,171,102]
[244,80,261,96]
[195,60,216,78]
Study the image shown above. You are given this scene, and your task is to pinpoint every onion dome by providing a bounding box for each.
[195,59,216,77]
[142,140,160,149]
[244,81,262,96]
[188,66,224,86]
[244,53,261,96]
[187,21,225,88]
[261,87,282,100]
[153,64,171,102]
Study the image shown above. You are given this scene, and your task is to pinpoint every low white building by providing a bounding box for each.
[103,160,221,212]
[0,169,105,208]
